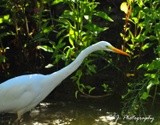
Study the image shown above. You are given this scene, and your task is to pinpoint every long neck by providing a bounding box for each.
[41,44,99,97]
[50,44,99,83]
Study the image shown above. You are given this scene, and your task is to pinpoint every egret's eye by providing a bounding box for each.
[106,46,110,49]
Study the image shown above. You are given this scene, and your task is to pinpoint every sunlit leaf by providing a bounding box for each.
[128,44,135,50]
[3,14,10,20]
[75,91,79,99]
[0,18,3,24]
[37,45,53,53]
[84,15,89,20]
[102,83,108,89]
[45,64,54,68]
[140,92,149,100]
[150,60,160,70]
[147,83,154,92]
[85,23,108,34]
[94,11,113,22]
[65,47,74,58]
[132,17,139,24]
[137,0,144,7]
[137,63,148,69]
[43,27,51,33]
[120,2,128,14]
[52,0,64,5]
[141,43,150,51]
[144,73,156,78]
[69,37,75,48]
[126,73,135,77]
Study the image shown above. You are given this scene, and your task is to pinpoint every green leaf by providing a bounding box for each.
[144,73,156,79]
[147,83,154,93]
[141,43,150,51]
[0,18,3,24]
[132,17,139,24]
[140,92,149,100]
[120,2,128,14]
[84,23,108,35]
[137,0,144,7]
[0,55,6,63]
[69,27,76,47]
[94,11,113,22]
[52,0,64,5]
[42,26,53,34]
[37,45,53,53]
[3,14,10,20]
[102,83,109,89]
[75,91,79,99]
[88,87,95,94]
[145,59,160,71]
[65,47,74,58]
[87,64,96,74]
[137,63,148,69]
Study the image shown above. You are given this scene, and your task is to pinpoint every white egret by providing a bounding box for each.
[0,41,129,121]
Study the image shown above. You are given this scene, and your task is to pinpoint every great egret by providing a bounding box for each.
[0,41,129,121]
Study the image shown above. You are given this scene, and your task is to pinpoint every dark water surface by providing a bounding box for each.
[0,100,159,125]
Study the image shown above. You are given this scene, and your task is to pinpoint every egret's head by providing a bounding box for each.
[96,41,130,56]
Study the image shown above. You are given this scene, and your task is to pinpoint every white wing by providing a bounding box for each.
[0,74,45,113]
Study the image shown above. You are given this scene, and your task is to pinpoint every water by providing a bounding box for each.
[0,100,159,125]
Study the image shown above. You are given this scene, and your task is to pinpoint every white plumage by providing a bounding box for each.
[0,41,129,121]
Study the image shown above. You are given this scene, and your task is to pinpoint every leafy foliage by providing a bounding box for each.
[49,0,113,96]
[0,0,55,76]
[120,0,160,115]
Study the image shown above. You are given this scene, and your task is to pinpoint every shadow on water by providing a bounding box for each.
[0,99,160,125]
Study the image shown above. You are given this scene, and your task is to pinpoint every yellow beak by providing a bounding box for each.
[110,46,130,57]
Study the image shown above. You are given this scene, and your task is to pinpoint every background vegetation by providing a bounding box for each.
[0,0,159,116]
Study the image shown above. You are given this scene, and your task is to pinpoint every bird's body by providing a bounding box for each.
[0,74,48,119]
[0,41,129,120]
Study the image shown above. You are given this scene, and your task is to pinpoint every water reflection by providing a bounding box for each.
[0,101,159,125]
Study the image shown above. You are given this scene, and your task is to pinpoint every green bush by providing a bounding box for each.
[120,0,160,115]
[51,0,113,96]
